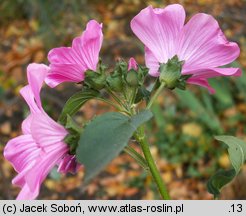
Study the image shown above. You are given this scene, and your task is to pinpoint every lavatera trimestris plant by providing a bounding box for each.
[4,4,244,200]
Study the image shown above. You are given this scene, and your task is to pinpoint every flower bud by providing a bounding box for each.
[134,87,150,103]
[137,65,148,85]
[126,69,139,87]
[85,70,106,90]
[106,74,123,92]
[159,55,184,89]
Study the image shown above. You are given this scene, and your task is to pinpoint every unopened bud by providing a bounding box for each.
[126,69,139,87]
[107,74,123,92]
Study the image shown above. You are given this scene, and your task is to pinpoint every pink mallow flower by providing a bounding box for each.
[45,20,103,88]
[130,4,241,93]
[4,63,80,200]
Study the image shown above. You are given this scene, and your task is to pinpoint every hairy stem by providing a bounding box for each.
[147,82,165,109]
[106,87,127,108]
[96,97,120,109]
[124,145,149,171]
[134,125,170,200]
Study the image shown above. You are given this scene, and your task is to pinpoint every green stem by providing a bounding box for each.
[96,97,131,115]
[135,125,170,200]
[147,82,165,109]
[124,146,149,171]
[130,87,138,107]
[106,86,129,111]
[96,97,121,110]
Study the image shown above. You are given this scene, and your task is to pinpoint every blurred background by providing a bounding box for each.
[0,0,246,200]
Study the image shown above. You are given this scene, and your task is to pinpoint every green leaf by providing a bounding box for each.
[59,89,99,125]
[207,136,246,198]
[207,169,235,198]
[215,136,246,174]
[76,110,153,183]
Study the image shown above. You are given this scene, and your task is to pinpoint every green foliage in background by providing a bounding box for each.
[0,0,92,48]
[149,66,246,179]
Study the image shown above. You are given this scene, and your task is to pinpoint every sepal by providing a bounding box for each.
[159,55,184,89]
[64,115,81,155]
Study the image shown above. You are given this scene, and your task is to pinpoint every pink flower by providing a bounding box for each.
[4,63,80,200]
[128,57,138,71]
[45,20,103,88]
[130,4,241,93]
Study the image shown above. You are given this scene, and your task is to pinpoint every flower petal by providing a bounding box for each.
[178,13,240,69]
[4,135,41,186]
[184,67,241,79]
[131,4,185,63]
[128,57,138,71]
[12,160,36,187]
[20,86,41,114]
[31,113,68,148]
[16,184,37,200]
[46,47,86,87]
[187,77,215,94]
[21,114,33,134]
[58,154,80,174]
[27,63,49,108]
[24,145,68,198]
[4,135,40,171]
[45,63,86,87]
[48,47,79,64]
[72,20,103,70]
[145,46,160,77]
[47,20,103,87]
